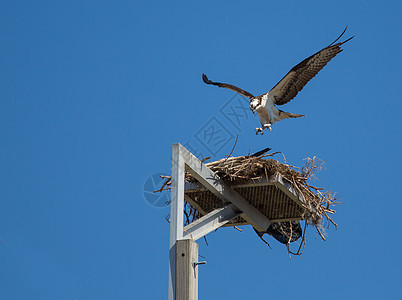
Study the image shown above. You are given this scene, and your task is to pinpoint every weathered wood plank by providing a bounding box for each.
[176,239,199,300]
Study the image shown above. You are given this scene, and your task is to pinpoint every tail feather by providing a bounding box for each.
[279,110,305,120]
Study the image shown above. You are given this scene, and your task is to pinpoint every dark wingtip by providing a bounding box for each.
[329,25,352,47]
[341,35,355,45]
[202,73,211,84]
[250,147,272,157]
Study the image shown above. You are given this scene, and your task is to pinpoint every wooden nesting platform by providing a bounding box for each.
[184,173,317,227]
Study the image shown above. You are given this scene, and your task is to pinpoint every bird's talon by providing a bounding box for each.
[255,128,264,135]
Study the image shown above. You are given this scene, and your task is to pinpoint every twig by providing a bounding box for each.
[201,156,211,163]
[233,226,243,232]
[315,226,326,241]
[224,135,239,162]
[153,177,171,193]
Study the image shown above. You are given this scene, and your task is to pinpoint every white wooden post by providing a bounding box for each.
[176,239,199,300]
[168,144,185,300]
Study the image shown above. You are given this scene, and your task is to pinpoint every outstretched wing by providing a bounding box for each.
[267,27,354,106]
[202,73,255,100]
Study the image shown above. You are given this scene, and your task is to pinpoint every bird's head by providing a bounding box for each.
[249,98,260,114]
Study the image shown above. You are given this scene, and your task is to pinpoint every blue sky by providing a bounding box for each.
[1,1,401,299]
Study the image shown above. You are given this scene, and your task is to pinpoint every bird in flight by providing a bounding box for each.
[202,27,354,135]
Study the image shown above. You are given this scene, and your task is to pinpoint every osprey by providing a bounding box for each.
[203,27,354,134]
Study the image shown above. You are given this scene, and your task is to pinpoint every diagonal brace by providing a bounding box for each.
[182,204,241,241]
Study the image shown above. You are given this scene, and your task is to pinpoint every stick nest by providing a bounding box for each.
[201,154,338,238]
[157,151,339,251]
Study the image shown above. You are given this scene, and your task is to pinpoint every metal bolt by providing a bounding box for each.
[192,260,207,268]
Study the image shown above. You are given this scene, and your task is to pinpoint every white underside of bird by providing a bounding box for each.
[251,93,305,134]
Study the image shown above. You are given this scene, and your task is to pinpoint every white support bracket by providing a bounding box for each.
[182,204,241,241]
